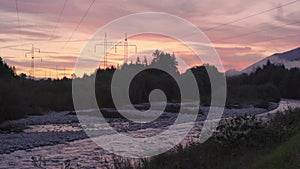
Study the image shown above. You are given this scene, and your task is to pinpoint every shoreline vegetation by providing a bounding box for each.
[109,108,300,169]
[1,50,300,122]
[0,100,280,155]
[1,50,300,168]
[0,99,296,168]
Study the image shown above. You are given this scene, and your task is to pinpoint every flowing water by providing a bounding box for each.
[0,99,299,169]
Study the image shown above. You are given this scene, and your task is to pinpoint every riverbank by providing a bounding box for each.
[124,104,300,169]
[0,101,279,153]
[0,100,298,168]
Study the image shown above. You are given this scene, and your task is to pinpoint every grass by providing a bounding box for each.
[112,108,300,169]
[253,130,300,169]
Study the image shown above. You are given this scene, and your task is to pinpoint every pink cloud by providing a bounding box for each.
[0,0,299,76]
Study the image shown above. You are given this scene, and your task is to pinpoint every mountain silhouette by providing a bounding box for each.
[226,47,300,76]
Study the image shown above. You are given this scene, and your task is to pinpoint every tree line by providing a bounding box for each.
[0,51,299,121]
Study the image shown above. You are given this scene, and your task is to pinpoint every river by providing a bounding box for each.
[0,99,299,168]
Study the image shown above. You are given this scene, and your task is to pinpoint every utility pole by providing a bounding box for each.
[25,44,41,79]
[51,66,68,79]
[114,33,137,64]
[56,65,58,79]
[143,56,148,66]
[94,32,115,69]
[95,33,138,68]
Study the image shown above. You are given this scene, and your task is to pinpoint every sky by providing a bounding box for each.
[0,0,299,78]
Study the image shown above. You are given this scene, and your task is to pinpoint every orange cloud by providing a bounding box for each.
[0,0,299,77]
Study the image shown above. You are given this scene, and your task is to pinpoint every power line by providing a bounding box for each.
[2,0,299,71]
[146,21,300,52]
[94,32,115,68]
[114,33,138,64]
[4,0,299,52]
[5,33,300,78]
[159,32,300,54]
[137,0,300,52]
[47,0,68,40]
[25,44,41,79]
[249,32,300,45]
[164,0,300,42]
[0,38,105,49]
[15,0,23,49]
[213,20,300,43]
[59,0,95,53]
[203,0,300,32]
[44,65,70,79]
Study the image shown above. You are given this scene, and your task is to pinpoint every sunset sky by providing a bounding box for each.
[0,0,299,78]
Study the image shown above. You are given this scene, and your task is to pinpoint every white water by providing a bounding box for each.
[0,99,299,168]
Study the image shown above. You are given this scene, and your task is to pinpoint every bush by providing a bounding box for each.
[0,79,27,121]
[214,114,265,146]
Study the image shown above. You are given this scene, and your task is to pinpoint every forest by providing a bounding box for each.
[1,50,300,121]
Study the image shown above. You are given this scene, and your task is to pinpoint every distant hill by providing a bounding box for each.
[226,47,300,76]
[225,69,241,77]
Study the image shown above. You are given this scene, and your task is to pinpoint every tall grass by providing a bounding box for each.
[112,108,300,169]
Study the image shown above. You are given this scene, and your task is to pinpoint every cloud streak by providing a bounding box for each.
[0,0,299,77]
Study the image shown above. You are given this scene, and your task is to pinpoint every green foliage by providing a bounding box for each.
[31,155,73,169]
[0,57,16,77]
[226,61,300,104]
[0,75,73,121]
[103,155,147,169]
[151,50,178,74]
[113,108,300,169]
[214,114,264,146]
[180,64,225,106]
[227,83,281,104]
[253,130,300,169]
[1,54,300,123]
[0,78,26,120]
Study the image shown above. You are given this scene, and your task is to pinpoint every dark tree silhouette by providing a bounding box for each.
[150,50,179,74]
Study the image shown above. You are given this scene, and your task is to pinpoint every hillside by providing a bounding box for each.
[226,47,300,76]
